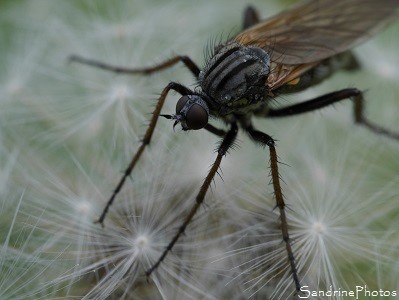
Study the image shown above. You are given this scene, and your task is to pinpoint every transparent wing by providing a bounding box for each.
[234,0,399,65]
[266,62,318,90]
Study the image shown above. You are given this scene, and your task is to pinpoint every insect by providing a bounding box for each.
[69,0,399,294]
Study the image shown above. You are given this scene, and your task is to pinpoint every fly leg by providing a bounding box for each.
[266,88,399,140]
[96,82,193,225]
[244,124,301,293]
[68,54,200,77]
[204,123,227,137]
[243,5,260,29]
[146,123,238,276]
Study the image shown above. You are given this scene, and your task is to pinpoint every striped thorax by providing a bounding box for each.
[198,42,270,116]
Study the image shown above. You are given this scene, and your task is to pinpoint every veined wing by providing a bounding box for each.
[234,0,399,65]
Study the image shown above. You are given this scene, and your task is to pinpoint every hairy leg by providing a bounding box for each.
[69,54,200,77]
[146,122,238,276]
[244,124,301,293]
[96,82,193,225]
[266,88,399,140]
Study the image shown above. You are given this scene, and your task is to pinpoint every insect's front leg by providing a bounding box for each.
[204,123,227,137]
[266,88,399,141]
[68,54,201,78]
[244,124,301,294]
[146,122,238,277]
[96,82,193,225]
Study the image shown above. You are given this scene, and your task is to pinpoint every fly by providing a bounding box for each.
[69,0,399,295]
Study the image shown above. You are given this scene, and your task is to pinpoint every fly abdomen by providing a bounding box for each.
[199,42,270,105]
[276,51,360,95]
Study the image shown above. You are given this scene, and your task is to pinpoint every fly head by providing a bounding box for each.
[163,95,209,131]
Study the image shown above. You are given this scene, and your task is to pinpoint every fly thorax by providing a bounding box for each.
[199,42,270,107]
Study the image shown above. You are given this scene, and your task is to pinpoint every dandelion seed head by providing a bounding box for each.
[108,83,132,104]
[74,198,92,216]
[134,235,148,249]
[132,233,152,256]
[311,220,327,235]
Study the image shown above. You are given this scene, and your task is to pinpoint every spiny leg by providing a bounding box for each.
[242,5,260,29]
[245,124,301,293]
[266,88,399,140]
[204,123,227,137]
[96,82,193,225]
[353,92,399,140]
[68,54,200,77]
[146,123,238,276]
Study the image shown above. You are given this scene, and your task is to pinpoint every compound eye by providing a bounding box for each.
[176,96,189,114]
[186,104,208,130]
[175,95,209,130]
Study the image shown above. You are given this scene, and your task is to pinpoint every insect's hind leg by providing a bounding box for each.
[244,124,301,293]
[242,5,261,29]
[68,54,201,78]
[266,88,399,141]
